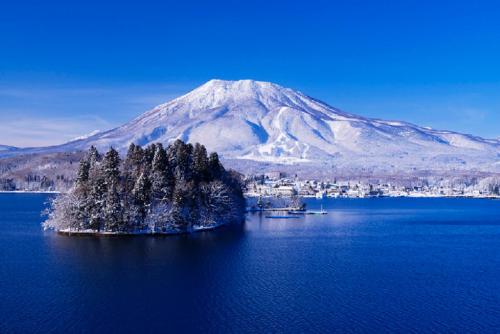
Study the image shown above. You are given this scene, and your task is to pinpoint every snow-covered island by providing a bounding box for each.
[43,140,246,235]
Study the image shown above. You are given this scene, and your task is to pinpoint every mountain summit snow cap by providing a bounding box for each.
[173,79,310,109]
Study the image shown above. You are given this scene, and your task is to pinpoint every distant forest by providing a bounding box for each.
[0,152,81,192]
[43,140,245,234]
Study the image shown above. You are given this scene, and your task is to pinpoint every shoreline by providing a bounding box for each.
[246,194,500,200]
[0,190,60,194]
[54,224,226,236]
[0,190,497,199]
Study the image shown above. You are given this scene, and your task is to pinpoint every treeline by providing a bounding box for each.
[44,140,245,234]
[0,174,70,192]
[0,152,81,192]
[0,178,16,191]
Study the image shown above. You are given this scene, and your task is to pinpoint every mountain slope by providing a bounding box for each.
[0,145,18,152]
[3,79,500,172]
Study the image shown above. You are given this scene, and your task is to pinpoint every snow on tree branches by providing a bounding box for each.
[43,140,246,234]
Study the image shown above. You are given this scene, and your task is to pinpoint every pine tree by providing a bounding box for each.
[132,171,151,230]
[174,141,193,181]
[87,149,105,231]
[75,159,90,187]
[150,143,169,202]
[103,147,121,182]
[171,180,197,231]
[166,141,179,166]
[123,143,144,193]
[208,152,223,180]
[143,143,156,174]
[122,143,145,225]
[101,147,123,231]
[73,151,92,229]
[87,145,101,167]
[193,143,209,182]
[104,179,123,231]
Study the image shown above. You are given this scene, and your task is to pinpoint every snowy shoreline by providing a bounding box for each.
[56,224,225,236]
[245,194,500,200]
[0,190,497,199]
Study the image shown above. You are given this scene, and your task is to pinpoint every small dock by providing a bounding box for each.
[246,207,305,213]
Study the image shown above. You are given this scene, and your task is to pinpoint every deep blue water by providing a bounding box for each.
[1,194,500,333]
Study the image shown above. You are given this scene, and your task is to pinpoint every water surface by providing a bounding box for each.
[1,194,500,333]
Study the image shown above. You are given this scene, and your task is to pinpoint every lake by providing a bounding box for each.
[1,193,500,333]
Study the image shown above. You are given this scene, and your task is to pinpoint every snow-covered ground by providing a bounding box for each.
[71,130,101,141]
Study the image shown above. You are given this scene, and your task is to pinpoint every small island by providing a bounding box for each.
[43,140,245,235]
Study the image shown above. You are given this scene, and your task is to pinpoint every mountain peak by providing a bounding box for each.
[187,79,289,100]
[158,79,309,118]
[202,78,281,88]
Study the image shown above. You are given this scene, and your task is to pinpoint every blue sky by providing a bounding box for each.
[1,0,499,146]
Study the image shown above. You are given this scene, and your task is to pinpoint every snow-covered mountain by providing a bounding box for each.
[71,130,101,142]
[0,145,18,152]
[3,79,500,172]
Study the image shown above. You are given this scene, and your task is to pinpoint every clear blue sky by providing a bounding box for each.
[1,0,499,146]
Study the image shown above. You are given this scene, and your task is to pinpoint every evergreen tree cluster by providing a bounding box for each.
[44,140,245,234]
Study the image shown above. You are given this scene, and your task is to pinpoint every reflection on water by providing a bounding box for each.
[40,223,249,332]
[1,194,500,332]
[46,222,247,264]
